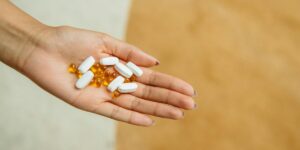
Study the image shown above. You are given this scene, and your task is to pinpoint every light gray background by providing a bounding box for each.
[0,0,131,150]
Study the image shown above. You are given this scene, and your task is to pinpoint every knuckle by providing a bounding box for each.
[110,106,120,118]
[149,71,157,84]
[130,97,141,110]
[167,108,182,119]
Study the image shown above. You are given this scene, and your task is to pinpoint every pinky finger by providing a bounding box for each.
[93,102,155,126]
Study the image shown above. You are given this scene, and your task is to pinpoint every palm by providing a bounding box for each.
[23,26,195,126]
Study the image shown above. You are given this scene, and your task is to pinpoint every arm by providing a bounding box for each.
[0,0,196,126]
[0,0,48,70]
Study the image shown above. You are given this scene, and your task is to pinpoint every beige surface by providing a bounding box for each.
[117,0,300,150]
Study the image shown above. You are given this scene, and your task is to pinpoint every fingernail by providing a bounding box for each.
[193,90,197,97]
[151,120,156,126]
[155,61,160,66]
[194,103,198,109]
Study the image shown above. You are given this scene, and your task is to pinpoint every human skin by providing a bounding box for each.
[0,0,196,126]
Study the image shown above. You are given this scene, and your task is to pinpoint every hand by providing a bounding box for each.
[19,26,196,126]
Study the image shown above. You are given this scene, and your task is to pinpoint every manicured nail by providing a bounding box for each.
[193,90,197,97]
[151,120,156,126]
[194,103,198,109]
[155,61,160,66]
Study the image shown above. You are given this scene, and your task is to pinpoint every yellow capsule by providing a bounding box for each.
[95,78,102,87]
[100,65,107,70]
[97,68,104,73]
[89,78,98,87]
[104,69,114,78]
[90,66,97,74]
[95,73,103,79]
[68,64,77,73]
[102,80,109,86]
[130,75,137,81]
[112,91,121,98]
[112,72,118,78]
[95,63,101,68]
[75,70,82,78]
[124,78,130,83]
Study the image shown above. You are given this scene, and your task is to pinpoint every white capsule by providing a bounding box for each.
[75,71,94,89]
[100,57,119,66]
[78,56,95,73]
[126,61,143,77]
[114,63,133,78]
[107,76,125,92]
[118,83,138,93]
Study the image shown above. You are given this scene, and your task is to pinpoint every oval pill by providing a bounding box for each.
[78,56,95,73]
[75,71,94,89]
[107,76,125,92]
[114,63,133,78]
[118,83,138,93]
[126,61,143,77]
[100,57,119,66]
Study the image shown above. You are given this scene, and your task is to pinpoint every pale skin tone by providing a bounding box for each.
[0,0,196,126]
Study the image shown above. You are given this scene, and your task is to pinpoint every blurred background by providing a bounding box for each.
[118,0,300,150]
[1,0,300,150]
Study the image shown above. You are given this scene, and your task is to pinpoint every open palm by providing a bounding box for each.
[21,26,195,126]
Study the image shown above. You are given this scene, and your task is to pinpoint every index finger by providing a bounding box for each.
[102,36,159,67]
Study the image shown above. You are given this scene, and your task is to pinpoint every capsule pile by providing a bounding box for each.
[68,56,143,97]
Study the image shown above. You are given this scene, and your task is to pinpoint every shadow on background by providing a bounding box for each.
[118,0,300,150]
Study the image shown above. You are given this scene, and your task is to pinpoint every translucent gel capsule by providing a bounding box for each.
[97,68,104,74]
[129,75,137,82]
[111,72,118,78]
[102,80,109,86]
[112,91,121,98]
[124,78,131,83]
[94,63,101,68]
[90,66,97,74]
[89,79,98,87]
[75,70,82,78]
[68,64,77,73]
[100,65,107,70]
[95,78,102,87]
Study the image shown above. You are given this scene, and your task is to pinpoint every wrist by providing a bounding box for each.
[0,0,53,71]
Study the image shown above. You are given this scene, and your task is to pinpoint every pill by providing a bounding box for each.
[100,57,119,65]
[68,64,77,73]
[107,76,125,92]
[75,71,94,89]
[118,83,138,93]
[114,63,133,78]
[78,56,95,73]
[126,62,143,77]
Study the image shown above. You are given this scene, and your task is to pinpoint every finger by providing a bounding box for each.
[137,68,195,96]
[69,87,155,126]
[112,94,184,119]
[102,36,158,67]
[132,83,196,110]
[92,102,155,126]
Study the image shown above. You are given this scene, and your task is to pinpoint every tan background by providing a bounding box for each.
[117,0,300,150]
